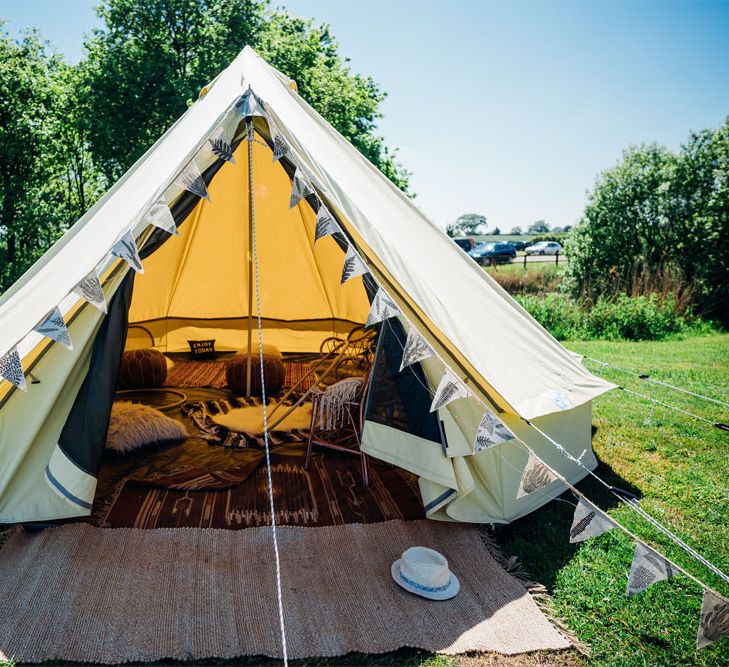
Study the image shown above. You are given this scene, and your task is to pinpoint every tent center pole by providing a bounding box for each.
[245,123,254,397]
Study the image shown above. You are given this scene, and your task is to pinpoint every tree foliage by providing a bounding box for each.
[527,219,549,234]
[446,212,486,237]
[566,118,729,323]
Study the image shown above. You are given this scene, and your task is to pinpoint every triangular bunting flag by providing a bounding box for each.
[111,232,144,274]
[516,451,557,498]
[206,126,235,163]
[569,498,616,543]
[365,287,400,328]
[430,367,474,412]
[626,543,679,597]
[289,167,315,208]
[144,196,177,235]
[237,88,266,118]
[697,589,729,649]
[341,245,369,284]
[174,160,209,201]
[33,307,72,350]
[473,409,515,452]
[314,205,339,242]
[0,346,26,391]
[268,118,289,162]
[399,327,435,371]
[73,271,107,313]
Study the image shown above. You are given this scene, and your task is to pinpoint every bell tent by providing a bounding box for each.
[0,46,614,525]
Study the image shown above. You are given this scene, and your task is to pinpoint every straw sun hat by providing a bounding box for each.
[391,546,460,600]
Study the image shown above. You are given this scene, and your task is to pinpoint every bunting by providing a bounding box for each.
[174,160,210,201]
[0,346,26,391]
[314,205,339,242]
[626,543,679,597]
[430,367,474,412]
[365,287,400,328]
[473,409,515,452]
[144,196,177,236]
[516,451,557,498]
[289,167,314,208]
[341,245,369,284]
[206,126,236,163]
[111,232,144,274]
[399,327,435,371]
[569,498,616,543]
[33,307,72,350]
[237,88,266,118]
[73,271,107,313]
[268,118,289,162]
[697,589,729,649]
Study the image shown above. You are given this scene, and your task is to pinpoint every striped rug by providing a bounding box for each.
[164,359,312,391]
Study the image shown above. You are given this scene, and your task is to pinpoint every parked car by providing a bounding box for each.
[524,241,563,256]
[453,237,475,252]
[468,242,516,265]
[509,240,526,251]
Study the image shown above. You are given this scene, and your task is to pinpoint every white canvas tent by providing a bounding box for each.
[0,46,614,525]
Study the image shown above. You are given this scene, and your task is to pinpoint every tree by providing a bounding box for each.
[527,220,549,234]
[80,0,409,191]
[449,213,486,236]
[492,226,501,235]
[510,225,522,235]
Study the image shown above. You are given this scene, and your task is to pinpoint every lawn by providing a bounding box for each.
[2,335,727,667]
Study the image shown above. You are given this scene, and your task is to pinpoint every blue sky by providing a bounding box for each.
[1,0,728,231]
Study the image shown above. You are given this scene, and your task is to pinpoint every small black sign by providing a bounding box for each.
[188,339,216,360]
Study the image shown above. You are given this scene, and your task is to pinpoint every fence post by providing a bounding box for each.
[556,251,559,266]
[523,253,527,269]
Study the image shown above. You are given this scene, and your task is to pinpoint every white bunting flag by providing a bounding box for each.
[237,88,266,118]
[569,498,616,543]
[111,232,144,274]
[73,270,107,313]
[697,589,729,649]
[341,245,369,284]
[206,126,235,163]
[430,367,474,412]
[516,451,557,499]
[399,327,435,371]
[0,346,26,391]
[289,167,314,208]
[268,118,289,162]
[473,409,515,452]
[33,306,73,350]
[365,287,400,328]
[144,196,177,236]
[174,160,210,201]
[626,543,679,597]
[314,205,339,242]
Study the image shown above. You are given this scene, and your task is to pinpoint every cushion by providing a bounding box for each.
[226,353,285,396]
[240,342,283,360]
[106,402,187,454]
[188,339,216,360]
[118,349,168,388]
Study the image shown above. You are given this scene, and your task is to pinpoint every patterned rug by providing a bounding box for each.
[182,395,310,448]
[103,454,425,529]
[164,359,313,391]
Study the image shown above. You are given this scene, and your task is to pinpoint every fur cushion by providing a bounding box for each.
[106,401,187,454]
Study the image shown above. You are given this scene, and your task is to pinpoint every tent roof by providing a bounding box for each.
[0,46,613,419]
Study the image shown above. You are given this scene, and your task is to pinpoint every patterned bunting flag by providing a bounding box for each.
[473,409,515,452]
[33,306,73,350]
[174,160,210,201]
[430,367,474,412]
[697,589,729,649]
[516,451,557,499]
[73,270,107,313]
[314,205,339,242]
[399,327,435,371]
[340,245,369,284]
[111,232,144,274]
[237,88,266,118]
[268,118,289,162]
[144,196,177,236]
[0,346,26,391]
[626,543,679,597]
[289,167,315,208]
[206,126,235,163]
[365,287,400,328]
[569,498,616,543]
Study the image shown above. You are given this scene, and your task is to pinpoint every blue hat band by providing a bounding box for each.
[399,571,452,593]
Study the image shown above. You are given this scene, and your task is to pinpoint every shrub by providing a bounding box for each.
[488,265,564,295]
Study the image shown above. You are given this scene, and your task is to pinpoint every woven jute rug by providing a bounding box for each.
[0,521,569,663]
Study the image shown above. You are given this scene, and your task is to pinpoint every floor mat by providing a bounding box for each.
[0,521,570,663]
[164,359,313,391]
[103,453,425,529]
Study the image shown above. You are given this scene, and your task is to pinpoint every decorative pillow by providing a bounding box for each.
[118,349,168,388]
[106,401,188,454]
[188,339,216,360]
